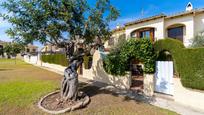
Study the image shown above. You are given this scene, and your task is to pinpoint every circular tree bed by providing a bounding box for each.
[38,91,90,114]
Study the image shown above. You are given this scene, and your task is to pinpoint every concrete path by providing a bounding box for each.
[30,62,204,115]
[152,97,204,115]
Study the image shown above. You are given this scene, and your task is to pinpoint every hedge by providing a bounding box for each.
[154,38,204,90]
[104,38,156,76]
[41,54,68,66]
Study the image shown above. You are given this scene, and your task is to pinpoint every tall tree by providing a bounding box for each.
[1,0,119,101]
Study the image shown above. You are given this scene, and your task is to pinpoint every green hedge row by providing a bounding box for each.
[41,54,68,66]
[154,38,204,90]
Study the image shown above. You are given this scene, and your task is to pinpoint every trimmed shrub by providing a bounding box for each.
[154,38,185,74]
[41,54,68,66]
[154,38,204,90]
[104,38,156,76]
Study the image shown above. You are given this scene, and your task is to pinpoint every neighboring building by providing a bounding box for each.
[0,40,10,57]
[41,44,65,54]
[108,3,204,47]
[0,40,5,57]
[25,43,38,55]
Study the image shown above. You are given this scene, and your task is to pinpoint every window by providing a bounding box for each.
[140,31,150,39]
[108,37,114,46]
[32,49,36,52]
[168,26,183,42]
[27,48,30,52]
[130,28,154,42]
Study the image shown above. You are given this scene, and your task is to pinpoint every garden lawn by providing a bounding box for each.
[0,59,177,115]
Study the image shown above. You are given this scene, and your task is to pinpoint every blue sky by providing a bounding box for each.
[1,0,204,48]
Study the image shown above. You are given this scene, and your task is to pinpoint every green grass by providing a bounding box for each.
[0,58,61,113]
[0,80,57,107]
[0,59,177,115]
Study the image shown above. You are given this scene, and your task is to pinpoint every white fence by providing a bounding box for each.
[24,55,39,64]
[155,61,174,95]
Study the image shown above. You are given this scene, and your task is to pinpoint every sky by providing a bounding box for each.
[1,0,204,48]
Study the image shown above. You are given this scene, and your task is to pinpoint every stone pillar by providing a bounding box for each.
[143,74,154,96]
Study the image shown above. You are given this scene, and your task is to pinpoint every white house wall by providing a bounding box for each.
[164,15,194,47]
[125,18,165,41]
[194,13,204,35]
[104,30,125,48]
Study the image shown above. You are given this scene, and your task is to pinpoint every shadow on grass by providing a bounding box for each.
[0,69,13,71]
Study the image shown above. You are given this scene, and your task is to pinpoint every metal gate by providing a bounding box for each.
[155,61,173,95]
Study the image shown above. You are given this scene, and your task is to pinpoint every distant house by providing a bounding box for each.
[0,40,6,57]
[106,3,204,48]
[41,43,65,54]
[0,40,10,57]
[25,43,38,55]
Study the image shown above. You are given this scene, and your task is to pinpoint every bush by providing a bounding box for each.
[104,38,156,76]
[41,54,68,66]
[83,55,93,69]
[154,38,204,90]
[191,32,204,47]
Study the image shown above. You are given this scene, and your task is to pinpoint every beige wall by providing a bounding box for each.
[82,50,131,89]
[109,12,204,48]
[144,74,154,96]
[164,15,194,47]
[104,30,125,49]
[194,13,204,36]
[125,18,165,40]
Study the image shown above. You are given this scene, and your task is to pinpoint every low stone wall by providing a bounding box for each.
[23,52,131,89]
[173,78,204,111]
[143,74,154,96]
[82,50,131,89]
[24,55,38,64]
[41,62,66,73]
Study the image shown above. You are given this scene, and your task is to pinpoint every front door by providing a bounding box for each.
[155,61,174,95]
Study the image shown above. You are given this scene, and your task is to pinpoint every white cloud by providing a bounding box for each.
[0,17,12,42]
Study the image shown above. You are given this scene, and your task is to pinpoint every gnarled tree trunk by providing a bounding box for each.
[60,41,84,101]
[60,59,82,101]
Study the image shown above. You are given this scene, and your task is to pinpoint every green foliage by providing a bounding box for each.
[0,80,57,107]
[191,32,204,47]
[3,43,24,58]
[104,38,156,76]
[41,54,68,66]
[154,38,204,90]
[154,38,185,73]
[3,44,12,57]
[83,55,93,69]
[1,0,119,46]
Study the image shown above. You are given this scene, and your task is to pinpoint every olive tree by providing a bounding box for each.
[191,32,204,47]
[1,0,119,101]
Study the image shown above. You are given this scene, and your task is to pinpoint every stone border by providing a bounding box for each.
[38,91,90,114]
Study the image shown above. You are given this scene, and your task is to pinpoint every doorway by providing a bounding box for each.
[130,59,144,93]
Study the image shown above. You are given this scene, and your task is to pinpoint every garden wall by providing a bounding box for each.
[24,55,38,64]
[82,50,132,89]
[23,51,131,89]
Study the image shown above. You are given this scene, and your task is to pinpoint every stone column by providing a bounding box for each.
[143,74,154,96]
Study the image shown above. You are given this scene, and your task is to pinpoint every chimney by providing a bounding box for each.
[186,2,193,11]
[116,23,120,29]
